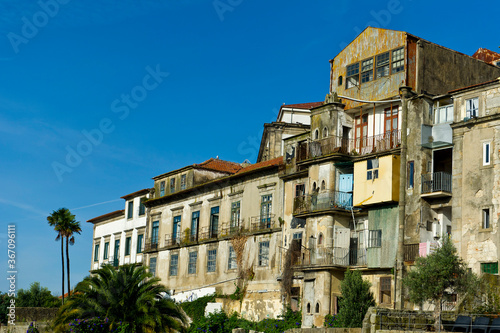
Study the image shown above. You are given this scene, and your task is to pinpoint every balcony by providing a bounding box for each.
[293,191,352,215]
[199,226,220,242]
[250,214,278,232]
[404,243,419,262]
[293,247,367,267]
[220,222,244,237]
[421,172,452,198]
[297,130,401,162]
[164,232,182,247]
[144,238,159,252]
[108,256,119,268]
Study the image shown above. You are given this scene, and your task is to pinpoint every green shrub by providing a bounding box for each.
[66,317,130,333]
[324,314,337,327]
[180,294,216,322]
[27,322,40,333]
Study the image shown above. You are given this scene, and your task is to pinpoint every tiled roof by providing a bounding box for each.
[472,48,500,65]
[120,188,151,200]
[236,157,283,175]
[281,102,323,109]
[87,210,124,223]
[194,158,243,174]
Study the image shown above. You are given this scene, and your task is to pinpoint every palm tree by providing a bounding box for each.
[62,218,81,298]
[54,264,187,333]
[47,208,74,304]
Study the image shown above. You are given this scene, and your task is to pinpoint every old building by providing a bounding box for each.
[450,79,500,276]
[88,188,151,271]
[88,27,500,327]
[279,27,500,327]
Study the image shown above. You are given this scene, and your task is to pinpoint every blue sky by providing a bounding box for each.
[0,0,499,295]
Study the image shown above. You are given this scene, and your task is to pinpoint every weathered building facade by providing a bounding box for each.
[87,27,500,327]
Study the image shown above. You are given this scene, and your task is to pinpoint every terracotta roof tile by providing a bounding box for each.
[281,102,323,109]
[448,78,500,94]
[87,210,124,223]
[236,157,283,175]
[194,158,243,174]
[472,48,500,65]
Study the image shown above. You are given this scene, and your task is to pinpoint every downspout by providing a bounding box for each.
[395,86,413,310]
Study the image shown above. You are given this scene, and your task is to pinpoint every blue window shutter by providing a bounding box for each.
[339,174,353,192]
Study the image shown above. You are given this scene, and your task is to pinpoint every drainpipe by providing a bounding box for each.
[395,86,413,310]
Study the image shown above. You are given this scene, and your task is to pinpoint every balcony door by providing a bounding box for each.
[384,106,399,148]
[355,114,368,152]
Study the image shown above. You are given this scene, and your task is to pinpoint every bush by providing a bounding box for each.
[180,294,216,322]
[324,314,337,327]
[66,317,131,333]
[27,322,40,333]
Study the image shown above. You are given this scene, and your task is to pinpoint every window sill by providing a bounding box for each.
[479,228,492,233]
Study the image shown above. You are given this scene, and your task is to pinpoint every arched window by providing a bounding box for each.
[318,233,323,245]
[315,302,320,313]
[307,303,311,313]
[314,129,319,140]
[321,180,326,190]
[312,182,317,191]
[323,127,328,138]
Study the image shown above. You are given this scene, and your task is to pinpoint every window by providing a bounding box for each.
[103,242,109,260]
[173,215,181,243]
[191,211,200,242]
[170,178,176,193]
[295,184,305,197]
[368,230,382,248]
[139,197,146,216]
[483,208,490,229]
[94,244,99,262]
[258,241,270,266]
[137,234,143,254]
[466,97,479,118]
[210,207,219,238]
[114,240,120,257]
[207,249,217,272]
[188,251,197,274]
[483,142,491,166]
[159,181,165,196]
[323,127,328,138]
[125,237,131,256]
[346,63,359,88]
[170,254,178,276]
[407,161,414,189]
[181,174,187,190]
[376,52,390,78]
[321,180,326,190]
[318,233,323,245]
[149,257,157,277]
[361,58,374,83]
[446,225,452,235]
[315,303,320,313]
[293,232,303,240]
[261,194,272,226]
[151,220,159,244]
[367,158,379,180]
[127,201,133,219]
[338,76,343,86]
[228,246,237,270]
[481,262,498,274]
[355,114,368,151]
[426,220,433,232]
[307,303,311,313]
[435,105,453,124]
[231,202,240,228]
[391,47,404,73]
[380,277,392,304]
[384,106,399,133]
[314,129,319,140]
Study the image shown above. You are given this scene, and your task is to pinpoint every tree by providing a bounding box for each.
[54,264,187,333]
[47,208,81,303]
[403,236,477,330]
[335,269,375,328]
[16,282,61,308]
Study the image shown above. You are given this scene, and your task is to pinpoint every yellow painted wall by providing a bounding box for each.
[353,155,400,206]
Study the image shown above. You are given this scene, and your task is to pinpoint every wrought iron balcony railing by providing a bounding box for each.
[250,214,277,232]
[144,238,159,252]
[297,130,401,162]
[293,247,367,267]
[164,232,182,247]
[421,172,452,194]
[293,191,352,215]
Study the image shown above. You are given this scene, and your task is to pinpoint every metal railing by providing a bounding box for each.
[421,172,452,194]
[294,247,367,267]
[404,243,419,262]
[164,232,182,247]
[297,130,401,161]
[144,238,159,252]
[293,191,352,215]
[199,226,219,241]
[250,214,277,232]
[219,222,244,237]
